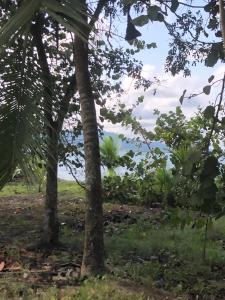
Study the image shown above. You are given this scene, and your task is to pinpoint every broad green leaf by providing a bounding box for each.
[203,85,211,95]
[171,0,179,12]
[205,43,222,67]
[204,3,213,12]
[203,105,215,119]
[157,13,164,22]
[148,5,160,22]
[208,75,215,83]
[132,15,149,27]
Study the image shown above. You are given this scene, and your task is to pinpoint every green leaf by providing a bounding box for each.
[157,13,164,22]
[171,0,179,12]
[194,217,206,229]
[132,15,149,27]
[147,42,157,49]
[123,0,136,5]
[137,96,144,103]
[221,117,225,126]
[148,5,160,21]
[179,89,187,105]
[205,43,222,67]
[203,85,211,95]
[0,48,45,188]
[203,105,215,119]
[0,0,88,50]
[0,0,41,47]
[183,147,201,176]
[204,3,213,12]
[201,156,219,177]
[208,75,215,83]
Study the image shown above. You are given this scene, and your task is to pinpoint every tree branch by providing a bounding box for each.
[206,72,225,151]
[57,73,77,132]
[88,0,108,35]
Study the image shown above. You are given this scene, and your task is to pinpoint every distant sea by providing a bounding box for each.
[58,131,167,181]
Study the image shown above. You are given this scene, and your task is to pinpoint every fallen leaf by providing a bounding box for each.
[0,261,5,271]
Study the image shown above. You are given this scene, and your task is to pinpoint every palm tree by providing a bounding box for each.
[74,0,107,276]
[0,0,107,274]
[100,136,120,176]
[30,14,78,247]
[0,0,86,247]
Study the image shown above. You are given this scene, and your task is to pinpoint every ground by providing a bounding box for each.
[0,180,225,299]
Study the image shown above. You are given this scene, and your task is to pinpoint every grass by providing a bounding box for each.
[0,181,37,196]
[105,218,225,297]
[0,179,85,199]
[106,220,225,263]
[58,180,85,200]
[0,276,179,300]
[1,181,225,298]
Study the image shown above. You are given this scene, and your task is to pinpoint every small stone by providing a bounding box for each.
[23,273,29,279]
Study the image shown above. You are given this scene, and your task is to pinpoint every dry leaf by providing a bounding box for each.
[0,261,5,272]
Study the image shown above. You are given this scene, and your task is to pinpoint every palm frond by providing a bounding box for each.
[0,0,88,50]
[100,136,120,162]
[0,39,45,188]
[0,0,42,47]
[43,0,88,38]
[171,144,189,164]
[0,0,90,188]
[155,168,173,194]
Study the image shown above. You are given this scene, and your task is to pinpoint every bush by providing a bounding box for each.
[103,174,139,204]
[102,172,163,206]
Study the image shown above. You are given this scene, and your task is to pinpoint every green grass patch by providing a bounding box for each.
[0,179,85,199]
[0,276,173,300]
[106,220,225,264]
[105,219,225,296]
[58,180,85,200]
[0,181,37,197]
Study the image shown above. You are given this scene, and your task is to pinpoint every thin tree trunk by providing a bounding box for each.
[203,218,209,261]
[43,123,59,246]
[32,16,78,247]
[31,18,60,247]
[74,32,104,275]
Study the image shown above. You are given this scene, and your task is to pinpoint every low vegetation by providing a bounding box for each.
[1,181,225,299]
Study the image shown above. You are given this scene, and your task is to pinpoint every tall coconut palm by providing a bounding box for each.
[74,0,107,276]
[0,0,107,274]
[0,0,87,247]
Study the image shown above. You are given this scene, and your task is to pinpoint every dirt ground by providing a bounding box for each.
[0,195,186,299]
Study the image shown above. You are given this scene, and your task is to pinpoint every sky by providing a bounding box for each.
[101,3,224,135]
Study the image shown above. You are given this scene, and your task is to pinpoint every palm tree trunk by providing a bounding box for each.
[31,18,60,247]
[74,35,104,276]
[43,123,59,246]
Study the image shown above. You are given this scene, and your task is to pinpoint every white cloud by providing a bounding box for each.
[141,64,156,79]
[102,64,224,135]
